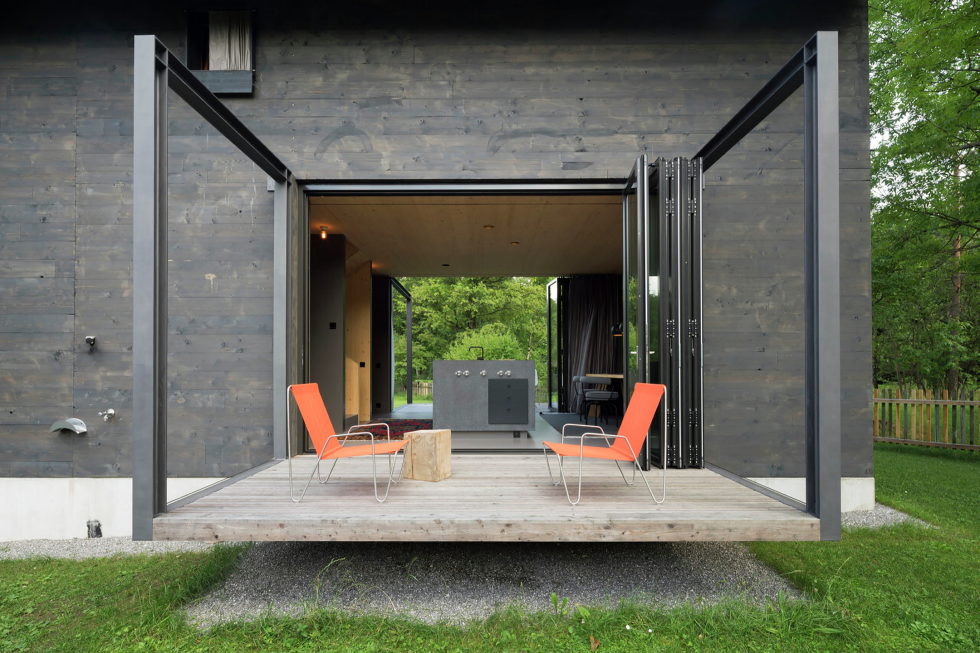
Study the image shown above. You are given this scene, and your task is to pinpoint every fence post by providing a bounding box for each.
[873,387,879,438]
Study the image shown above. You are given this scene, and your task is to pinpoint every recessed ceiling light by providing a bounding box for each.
[441,263,450,267]
[510,241,520,246]
[483,224,495,230]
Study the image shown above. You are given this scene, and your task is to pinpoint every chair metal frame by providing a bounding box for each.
[543,423,666,505]
[285,385,406,503]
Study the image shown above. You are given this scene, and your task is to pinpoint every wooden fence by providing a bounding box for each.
[873,387,980,450]
[412,380,433,397]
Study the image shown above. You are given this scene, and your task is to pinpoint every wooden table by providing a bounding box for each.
[403,429,452,482]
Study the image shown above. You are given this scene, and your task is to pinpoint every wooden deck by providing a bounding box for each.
[153,455,819,542]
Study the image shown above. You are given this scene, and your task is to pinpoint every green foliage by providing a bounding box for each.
[445,324,524,361]
[870,0,980,392]
[393,277,549,391]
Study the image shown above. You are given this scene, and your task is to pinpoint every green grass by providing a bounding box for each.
[393,391,432,408]
[1,444,977,652]
[751,444,979,652]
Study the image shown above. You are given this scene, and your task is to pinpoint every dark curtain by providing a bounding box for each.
[563,275,621,413]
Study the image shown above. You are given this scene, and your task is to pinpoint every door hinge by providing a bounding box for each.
[665,319,677,339]
[687,319,699,340]
[688,408,699,429]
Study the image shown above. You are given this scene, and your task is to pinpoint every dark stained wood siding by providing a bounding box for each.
[0,37,79,476]
[0,1,871,479]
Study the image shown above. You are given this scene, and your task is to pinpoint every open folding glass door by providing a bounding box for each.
[622,156,702,470]
[677,158,704,469]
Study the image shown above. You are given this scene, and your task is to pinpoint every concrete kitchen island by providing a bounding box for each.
[432,360,536,433]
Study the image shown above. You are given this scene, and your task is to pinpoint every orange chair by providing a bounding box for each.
[286,383,407,503]
[543,382,667,505]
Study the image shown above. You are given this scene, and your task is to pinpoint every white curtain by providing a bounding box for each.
[209,11,251,71]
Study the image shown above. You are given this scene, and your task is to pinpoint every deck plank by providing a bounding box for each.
[154,455,820,542]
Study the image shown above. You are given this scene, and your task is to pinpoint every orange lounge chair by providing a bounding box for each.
[286,382,407,503]
[543,382,666,505]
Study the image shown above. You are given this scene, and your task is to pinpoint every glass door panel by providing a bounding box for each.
[623,155,699,469]
[622,156,645,406]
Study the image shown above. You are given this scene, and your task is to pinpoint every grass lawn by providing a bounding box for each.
[1,444,976,652]
[393,391,433,408]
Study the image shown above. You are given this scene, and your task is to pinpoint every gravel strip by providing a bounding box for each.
[842,502,929,529]
[185,541,800,627]
[0,537,215,560]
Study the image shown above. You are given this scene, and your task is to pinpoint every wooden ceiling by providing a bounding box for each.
[308,195,621,277]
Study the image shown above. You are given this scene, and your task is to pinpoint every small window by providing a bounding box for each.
[186,10,254,95]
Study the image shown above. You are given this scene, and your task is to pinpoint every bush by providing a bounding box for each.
[445,324,525,361]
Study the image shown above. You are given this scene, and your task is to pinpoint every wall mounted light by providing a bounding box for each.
[612,322,623,337]
[320,226,327,240]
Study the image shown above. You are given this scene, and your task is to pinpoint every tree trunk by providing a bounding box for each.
[946,162,965,396]
[946,234,962,396]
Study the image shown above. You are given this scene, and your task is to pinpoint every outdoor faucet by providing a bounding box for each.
[468,346,485,360]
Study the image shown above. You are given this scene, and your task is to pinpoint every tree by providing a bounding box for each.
[393,277,551,389]
[445,324,524,361]
[870,0,979,392]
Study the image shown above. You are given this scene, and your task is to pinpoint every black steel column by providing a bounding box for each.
[132,36,168,540]
[804,32,842,540]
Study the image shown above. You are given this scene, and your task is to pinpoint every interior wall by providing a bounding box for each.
[344,260,372,424]
[308,234,346,431]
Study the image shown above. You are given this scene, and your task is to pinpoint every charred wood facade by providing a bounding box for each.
[0,1,871,480]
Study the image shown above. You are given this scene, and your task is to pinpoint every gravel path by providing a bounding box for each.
[841,502,930,529]
[2,503,927,627]
[0,537,214,560]
[185,541,800,626]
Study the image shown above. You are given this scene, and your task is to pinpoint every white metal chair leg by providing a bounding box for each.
[372,449,404,503]
[552,451,583,506]
[623,440,666,504]
[543,447,563,486]
[288,453,324,503]
[613,460,636,486]
[634,457,666,504]
[317,457,340,484]
[543,446,666,506]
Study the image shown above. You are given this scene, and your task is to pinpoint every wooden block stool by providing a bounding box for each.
[402,429,452,482]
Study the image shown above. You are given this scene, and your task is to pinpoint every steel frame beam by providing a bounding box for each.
[303,181,623,194]
[132,35,295,540]
[693,32,841,539]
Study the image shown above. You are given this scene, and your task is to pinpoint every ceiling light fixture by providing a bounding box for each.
[320,226,327,240]
[510,241,520,246]
[441,263,450,267]
[483,224,495,230]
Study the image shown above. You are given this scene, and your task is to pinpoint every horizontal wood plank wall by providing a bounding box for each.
[165,95,276,477]
[0,36,78,476]
[0,2,871,479]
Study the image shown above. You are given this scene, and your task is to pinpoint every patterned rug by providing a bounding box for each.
[346,419,434,440]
